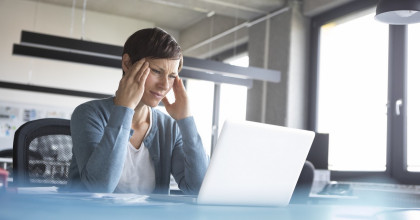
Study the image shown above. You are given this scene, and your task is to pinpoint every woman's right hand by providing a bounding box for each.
[114,58,150,109]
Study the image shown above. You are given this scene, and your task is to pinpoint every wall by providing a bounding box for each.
[179,14,248,58]
[246,9,292,126]
[0,0,155,150]
[246,1,309,129]
[0,0,154,100]
[287,1,310,128]
[303,0,355,17]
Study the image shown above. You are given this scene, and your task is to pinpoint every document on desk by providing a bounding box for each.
[75,193,152,205]
[15,187,178,206]
[16,186,59,194]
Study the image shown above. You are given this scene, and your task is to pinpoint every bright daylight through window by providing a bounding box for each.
[407,23,420,172]
[219,53,249,135]
[318,10,389,171]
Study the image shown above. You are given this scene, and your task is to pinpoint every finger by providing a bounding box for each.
[139,67,150,87]
[173,77,186,98]
[161,96,171,107]
[171,78,180,98]
[137,61,149,82]
[172,76,181,91]
[178,77,186,90]
[127,58,146,80]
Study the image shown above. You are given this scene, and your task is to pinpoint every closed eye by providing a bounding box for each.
[151,68,161,74]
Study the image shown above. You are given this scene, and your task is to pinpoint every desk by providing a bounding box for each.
[1,188,418,220]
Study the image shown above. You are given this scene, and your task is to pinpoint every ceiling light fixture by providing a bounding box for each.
[12,31,281,88]
[375,0,420,24]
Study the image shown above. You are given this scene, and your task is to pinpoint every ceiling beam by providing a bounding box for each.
[12,31,281,87]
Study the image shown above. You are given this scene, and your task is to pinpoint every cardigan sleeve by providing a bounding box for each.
[171,116,209,194]
[70,102,134,192]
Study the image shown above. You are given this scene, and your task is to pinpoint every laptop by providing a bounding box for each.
[149,120,315,206]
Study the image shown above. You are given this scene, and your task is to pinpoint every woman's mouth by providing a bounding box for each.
[150,91,164,99]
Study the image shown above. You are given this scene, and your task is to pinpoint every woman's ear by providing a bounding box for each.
[122,54,131,73]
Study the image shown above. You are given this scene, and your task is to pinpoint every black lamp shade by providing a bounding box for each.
[375,0,420,24]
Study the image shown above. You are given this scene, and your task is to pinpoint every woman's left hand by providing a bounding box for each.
[161,76,191,120]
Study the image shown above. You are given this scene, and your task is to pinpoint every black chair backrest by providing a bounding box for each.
[291,161,315,204]
[13,118,72,187]
[306,133,329,169]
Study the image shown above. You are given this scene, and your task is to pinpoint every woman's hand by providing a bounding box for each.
[114,58,150,109]
[161,76,191,120]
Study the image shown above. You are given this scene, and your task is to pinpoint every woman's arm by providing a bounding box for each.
[162,76,208,194]
[71,103,133,192]
[171,117,208,195]
[71,58,150,192]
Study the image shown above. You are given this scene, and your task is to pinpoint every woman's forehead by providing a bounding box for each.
[147,58,180,72]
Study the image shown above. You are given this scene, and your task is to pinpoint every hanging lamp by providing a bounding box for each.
[375,0,420,24]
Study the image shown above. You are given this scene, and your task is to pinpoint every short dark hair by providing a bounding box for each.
[122,27,183,74]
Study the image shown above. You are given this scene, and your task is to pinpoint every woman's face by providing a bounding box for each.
[141,58,180,107]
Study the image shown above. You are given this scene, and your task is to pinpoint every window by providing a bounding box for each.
[218,53,249,135]
[311,1,420,183]
[407,23,420,172]
[218,84,248,135]
[156,80,215,156]
[317,9,389,171]
[186,79,214,156]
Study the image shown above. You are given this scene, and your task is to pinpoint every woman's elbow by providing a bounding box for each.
[81,174,117,193]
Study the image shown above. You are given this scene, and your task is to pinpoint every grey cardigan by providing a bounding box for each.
[67,97,208,194]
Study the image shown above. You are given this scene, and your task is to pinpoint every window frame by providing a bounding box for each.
[308,0,420,184]
[209,45,249,155]
[388,24,420,184]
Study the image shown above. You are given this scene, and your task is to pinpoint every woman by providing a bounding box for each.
[67,28,208,195]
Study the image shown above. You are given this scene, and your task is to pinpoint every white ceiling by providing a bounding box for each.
[26,0,287,30]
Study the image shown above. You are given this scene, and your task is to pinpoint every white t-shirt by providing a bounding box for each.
[114,108,156,194]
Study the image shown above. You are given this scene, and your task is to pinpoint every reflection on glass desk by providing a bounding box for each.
[1,187,420,220]
[310,181,420,208]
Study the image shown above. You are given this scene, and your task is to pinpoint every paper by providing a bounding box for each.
[15,187,179,206]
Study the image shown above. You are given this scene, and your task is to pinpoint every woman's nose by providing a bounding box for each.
[158,77,170,90]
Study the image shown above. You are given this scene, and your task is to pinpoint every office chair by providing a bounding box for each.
[290,133,329,203]
[306,133,329,170]
[13,118,72,187]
